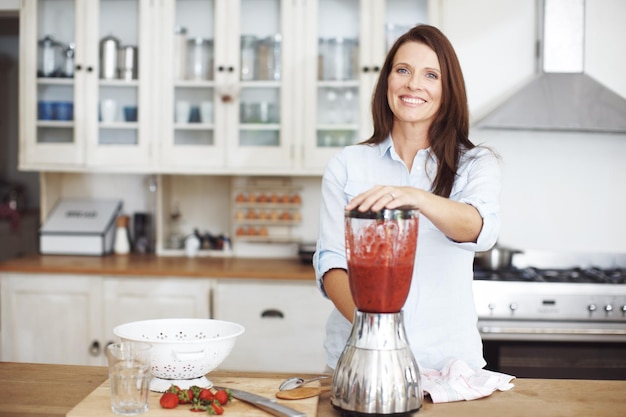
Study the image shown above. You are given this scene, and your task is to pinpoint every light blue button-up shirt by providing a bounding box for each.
[313,135,501,370]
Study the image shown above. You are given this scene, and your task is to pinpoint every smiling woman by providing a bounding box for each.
[314,24,502,374]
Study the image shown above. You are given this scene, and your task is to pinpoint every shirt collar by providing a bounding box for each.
[377,135,433,161]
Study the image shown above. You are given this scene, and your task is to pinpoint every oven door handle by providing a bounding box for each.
[479,326,626,336]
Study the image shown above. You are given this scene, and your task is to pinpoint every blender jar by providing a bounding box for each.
[345,208,419,313]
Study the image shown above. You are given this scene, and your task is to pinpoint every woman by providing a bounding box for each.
[313,24,501,371]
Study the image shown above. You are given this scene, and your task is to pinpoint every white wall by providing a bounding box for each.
[441,0,626,258]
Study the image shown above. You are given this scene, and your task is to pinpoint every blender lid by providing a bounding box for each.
[345,207,419,220]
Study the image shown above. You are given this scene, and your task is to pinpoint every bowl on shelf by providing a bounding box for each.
[113,318,245,392]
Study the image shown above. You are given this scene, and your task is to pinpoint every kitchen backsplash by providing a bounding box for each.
[39,127,626,260]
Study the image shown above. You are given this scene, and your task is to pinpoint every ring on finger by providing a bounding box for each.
[389,192,397,200]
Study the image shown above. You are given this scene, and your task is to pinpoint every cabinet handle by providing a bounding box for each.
[218,66,225,72]
[362,66,370,73]
[227,66,235,72]
[372,66,380,72]
[261,309,284,319]
[86,66,94,72]
[89,340,101,357]
[75,64,82,71]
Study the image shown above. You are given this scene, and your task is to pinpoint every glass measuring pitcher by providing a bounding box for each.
[345,208,419,313]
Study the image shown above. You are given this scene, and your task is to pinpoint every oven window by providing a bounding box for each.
[483,341,626,380]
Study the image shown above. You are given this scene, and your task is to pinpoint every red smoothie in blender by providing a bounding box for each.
[345,209,419,313]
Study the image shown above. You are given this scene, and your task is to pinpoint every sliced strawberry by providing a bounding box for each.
[208,400,224,415]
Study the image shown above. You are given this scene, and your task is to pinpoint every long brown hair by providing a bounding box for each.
[363,24,474,198]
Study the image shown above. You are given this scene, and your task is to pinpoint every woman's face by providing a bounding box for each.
[387,41,442,127]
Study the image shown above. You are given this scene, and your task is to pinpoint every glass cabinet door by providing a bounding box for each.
[21,0,84,167]
[225,0,294,170]
[301,0,361,171]
[159,0,223,171]
[86,0,152,169]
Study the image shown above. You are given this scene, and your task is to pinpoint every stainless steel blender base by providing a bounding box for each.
[331,405,422,417]
[330,311,423,416]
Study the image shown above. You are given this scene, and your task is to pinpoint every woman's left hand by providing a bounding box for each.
[346,185,421,212]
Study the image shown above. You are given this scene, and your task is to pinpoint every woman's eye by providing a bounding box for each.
[426,72,439,79]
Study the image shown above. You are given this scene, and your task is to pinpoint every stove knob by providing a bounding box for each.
[604,304,613,314]
[509,303,518,311]
[587,304,597,313]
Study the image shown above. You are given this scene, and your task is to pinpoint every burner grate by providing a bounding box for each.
[474,267,626,284]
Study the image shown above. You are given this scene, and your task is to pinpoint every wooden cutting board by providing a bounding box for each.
[66,375,319,417]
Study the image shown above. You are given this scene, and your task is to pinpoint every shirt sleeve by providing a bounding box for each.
[452,146,502,252]
[313,151,349,298]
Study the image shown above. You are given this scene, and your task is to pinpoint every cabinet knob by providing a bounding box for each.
[228,66,235,72]
[218,66,225,72]
[372,66,380,72]
[75,64,82,71]
[87,66,94,72]
[89,340,101,357]
[362,66,370,73]
[261,309,284,319]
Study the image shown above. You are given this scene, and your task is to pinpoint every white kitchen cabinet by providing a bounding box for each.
[19,0,155,172]
[212,279,334,373]
[157,0,296,173]
[19,0,433,175]
[0,273,102,365]
[0,273,211,366]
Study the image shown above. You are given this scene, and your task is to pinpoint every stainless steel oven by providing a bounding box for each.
[473,267,626,380]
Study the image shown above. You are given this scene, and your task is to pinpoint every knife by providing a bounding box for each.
[213,386,306,417]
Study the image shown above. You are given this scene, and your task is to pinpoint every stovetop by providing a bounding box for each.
[472,266,626,325]
[474,267,626,285]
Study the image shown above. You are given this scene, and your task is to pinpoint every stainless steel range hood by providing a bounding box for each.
[475,0,626,133]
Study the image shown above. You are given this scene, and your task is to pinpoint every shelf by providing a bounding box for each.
[99,79,139,87]
[37,77,73,85]
[37,121,74,128]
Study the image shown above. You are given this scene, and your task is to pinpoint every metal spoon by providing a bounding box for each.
[278,375,330,391]
[276,386,331,400]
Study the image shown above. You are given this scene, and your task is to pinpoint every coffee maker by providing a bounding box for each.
[331,208,423,416]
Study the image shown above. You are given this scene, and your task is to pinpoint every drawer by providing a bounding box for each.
[213,279,334,373]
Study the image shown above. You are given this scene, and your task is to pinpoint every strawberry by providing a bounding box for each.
[214,389,230,405]
[208,400,224,415]
[167,385,181,394]
[159,392,179,409]
[177,388,194,404]
[198,388,215,402]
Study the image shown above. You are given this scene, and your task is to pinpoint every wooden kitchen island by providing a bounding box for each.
[1,362,624,417]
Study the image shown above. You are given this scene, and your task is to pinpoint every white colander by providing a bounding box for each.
[113,318,245,392]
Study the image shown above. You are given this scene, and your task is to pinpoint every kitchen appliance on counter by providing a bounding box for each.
[473,265,626,380]
[331,209,422,416]
[39,198,122,256]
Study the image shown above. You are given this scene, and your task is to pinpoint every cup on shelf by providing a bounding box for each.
[54,101,73,121]
[200,101,213,123]
[38,101,55,120]
[189,106,201,123]
[100,99,117,123]
[124,106,138,122]
[175,100,190,123]
[106,342,152,416]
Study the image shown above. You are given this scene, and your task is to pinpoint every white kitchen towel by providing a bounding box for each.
[421,359,515,403]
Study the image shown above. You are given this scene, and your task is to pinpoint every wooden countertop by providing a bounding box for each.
[1,362,624,417]
[0,254,315,280]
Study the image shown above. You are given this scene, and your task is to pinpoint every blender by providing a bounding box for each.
[331,208,423,416]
